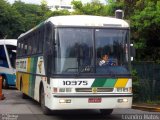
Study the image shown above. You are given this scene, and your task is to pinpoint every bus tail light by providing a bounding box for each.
[116,87,132,93]
[59,88,72,93]
[53,88,72,93]
[53,88,58,93]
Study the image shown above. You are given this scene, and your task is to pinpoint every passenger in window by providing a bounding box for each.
[99,54,116,66]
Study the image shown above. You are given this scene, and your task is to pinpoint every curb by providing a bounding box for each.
[132,105,160,112]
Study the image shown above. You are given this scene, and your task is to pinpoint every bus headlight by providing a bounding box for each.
[123,88,128,92]
[116,87,132,93]
[59,99,71,103]
[117,88,123,92]
[117,98,128,103]
[59,88,65,92]
[66,88,72,92]
[59,88,72,93]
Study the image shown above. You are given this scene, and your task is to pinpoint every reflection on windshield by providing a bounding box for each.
[54,28,130,75]
[95,29,129,75]
[55,28,93,74]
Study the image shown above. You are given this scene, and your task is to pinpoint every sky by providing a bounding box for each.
[7,0,106,5]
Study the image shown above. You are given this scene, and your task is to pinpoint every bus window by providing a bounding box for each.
[32,33,37,54]
[6,45,17,68]
[17,42,21,56]
[27,37,32,55]
[0,45,9,68]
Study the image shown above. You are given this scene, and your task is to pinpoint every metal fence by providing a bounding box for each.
[132,62,160,102]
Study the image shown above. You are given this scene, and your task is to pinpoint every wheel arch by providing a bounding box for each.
[39,81,44,103]
[19,76,23,91]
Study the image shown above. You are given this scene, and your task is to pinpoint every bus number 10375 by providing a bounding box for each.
[63,81,88,86]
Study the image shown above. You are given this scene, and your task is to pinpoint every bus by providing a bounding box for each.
[16,15,133,115]
[0,39,17,88]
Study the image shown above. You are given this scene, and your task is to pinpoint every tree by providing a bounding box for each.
[48,10,70,17]
[71,0,111,16]
[12,1,48,31]
[131,1,160,62]
[0,0,24,39]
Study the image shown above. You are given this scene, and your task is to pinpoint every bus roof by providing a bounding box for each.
[0,39,17,46]
[47,15,129,27]
[18,15,129,39]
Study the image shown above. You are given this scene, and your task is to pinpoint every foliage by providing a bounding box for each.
[0,0,160,63]
[71,0,111,16]
[48,10,70,17]
[131,69,141,102]
[130,1,160,62]
[12,1,49,32]
[0,0,23,38]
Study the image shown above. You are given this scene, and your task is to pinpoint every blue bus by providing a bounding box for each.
[0,39,17,88]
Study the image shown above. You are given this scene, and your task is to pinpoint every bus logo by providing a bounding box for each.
[92,87,97,93]
[38,61,43,73]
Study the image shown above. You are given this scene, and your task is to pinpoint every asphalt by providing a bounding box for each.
[132,104,160,112]
[1,89,160,113]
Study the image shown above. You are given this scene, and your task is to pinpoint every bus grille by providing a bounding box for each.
[75,88,113,92]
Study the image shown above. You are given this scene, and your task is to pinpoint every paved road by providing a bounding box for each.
[0,89,160,120]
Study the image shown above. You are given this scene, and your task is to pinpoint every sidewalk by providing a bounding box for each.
[132,103,160,112]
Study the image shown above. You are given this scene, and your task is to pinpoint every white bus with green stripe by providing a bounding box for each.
[16,15,133,115]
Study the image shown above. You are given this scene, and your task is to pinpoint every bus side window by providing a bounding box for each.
[37,31,41,53]
[27,36,32,55]
[0,45,9,68]
[17,42,20,57]
[24,39,27,55]
[6,45,16,68]
[21,43,24,56]
[38,28,44,53]
[33,33,37,54]
[35,32,38,54]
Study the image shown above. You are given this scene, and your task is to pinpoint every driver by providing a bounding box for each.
[99,54,115,66]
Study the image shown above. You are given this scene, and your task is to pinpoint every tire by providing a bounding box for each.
[40,86,52,115]
[2,78,8,89]
[100,109,113,116]
[20,80,28,99]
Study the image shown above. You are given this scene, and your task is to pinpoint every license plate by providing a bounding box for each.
[88,98,101,103]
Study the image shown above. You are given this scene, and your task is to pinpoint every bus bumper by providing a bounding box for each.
[46,94,132,110]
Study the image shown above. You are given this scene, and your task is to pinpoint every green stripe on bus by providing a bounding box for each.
[91,78,107,87]
[29,57,38,98]
[91,78,117,87]
[103,78,117,87]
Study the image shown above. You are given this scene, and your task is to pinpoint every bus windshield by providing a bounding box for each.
[95,29,130,75]
[54,28,130,76]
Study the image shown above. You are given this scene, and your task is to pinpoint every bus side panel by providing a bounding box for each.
[34,56,46,102]
[16,72,20,90]
[16,72,29,95]
[29,57,38,98]
[17,56,46,101]
[5,73,16,85]
[0,67,16,86]
[22,73,29,95]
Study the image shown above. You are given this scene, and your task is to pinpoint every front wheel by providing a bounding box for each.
[100,109,113,116]
[40,86,52,115]
[2,78,8,89]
